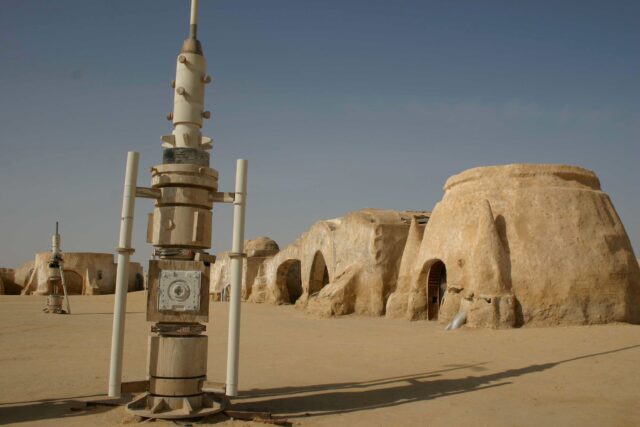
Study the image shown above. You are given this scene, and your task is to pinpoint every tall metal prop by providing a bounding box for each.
[108,0,248,419]
[43,221,71,315]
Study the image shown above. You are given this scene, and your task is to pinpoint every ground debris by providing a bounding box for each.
[223,409,290,426]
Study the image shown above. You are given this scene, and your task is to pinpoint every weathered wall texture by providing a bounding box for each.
[0,268,22,295]
[210,237,280,300]
[209,164,638,328]
[14,252,144,295]
[386,164,640,327]
[211,209,428,317]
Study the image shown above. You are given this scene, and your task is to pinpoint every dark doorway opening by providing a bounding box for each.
[309,251,330,295]
[426,261,446,320]
[276,260,303,304]
[62,270,84,294]
[135,273,145,291]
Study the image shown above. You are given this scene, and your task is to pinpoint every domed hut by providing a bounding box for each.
[386,164,640,327]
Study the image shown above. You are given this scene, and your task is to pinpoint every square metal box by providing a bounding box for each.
[147,259,209,323]
[158,270,201,312]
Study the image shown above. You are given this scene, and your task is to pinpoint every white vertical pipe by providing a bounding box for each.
[226,159,248,397]
[108,151,139,398]
[59,263,71,314]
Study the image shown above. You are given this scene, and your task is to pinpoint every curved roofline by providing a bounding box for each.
[444,163,600,192]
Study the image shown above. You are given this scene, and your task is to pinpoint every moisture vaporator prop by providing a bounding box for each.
[107,0,248,420]
[43,222,71,315]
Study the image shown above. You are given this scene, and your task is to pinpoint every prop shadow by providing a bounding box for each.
[234,344,640,419]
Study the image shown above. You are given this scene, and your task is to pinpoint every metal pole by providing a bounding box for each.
[59,263,71,314]
[190,0,199,26]
[225,159,248,397]
[189,0,199,39]
[108,151,139,398]
[52,221,70,314]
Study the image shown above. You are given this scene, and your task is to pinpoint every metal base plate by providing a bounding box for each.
[125,392,227,420]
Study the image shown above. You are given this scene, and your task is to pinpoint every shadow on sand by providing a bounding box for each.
[70,312,145,316]
[0,394,113,425]
[233,344,640,419]
[1,345,637,424]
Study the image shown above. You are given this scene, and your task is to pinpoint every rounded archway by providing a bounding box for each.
[276,259,302,304]
[426,261,447,320]
[309,251,330,295]
[62,270,84,294]
[134,273,145,291]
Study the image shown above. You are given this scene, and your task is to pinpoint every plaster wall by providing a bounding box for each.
[18,252,144,295]
[386,164,640,327]
[237,209,427,317]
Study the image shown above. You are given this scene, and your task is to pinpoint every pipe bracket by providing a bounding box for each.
[227,252,247,259]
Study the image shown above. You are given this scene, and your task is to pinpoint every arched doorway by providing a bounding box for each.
[62,270,84,294]
[426,261,446,320]
[309,251,330,295]
[276,260,302,304]
[134,273,145,291]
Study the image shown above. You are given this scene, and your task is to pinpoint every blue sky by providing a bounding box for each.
[0,0,638,267]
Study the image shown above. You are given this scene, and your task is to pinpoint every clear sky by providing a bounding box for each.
[0,0,638,268]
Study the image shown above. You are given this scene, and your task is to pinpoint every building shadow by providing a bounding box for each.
[232,344,640,419]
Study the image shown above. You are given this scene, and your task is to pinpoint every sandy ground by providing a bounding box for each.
[0,292,639,427]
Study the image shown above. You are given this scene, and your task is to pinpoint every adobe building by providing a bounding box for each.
[211,163,640,328]
[210,236,281,301]
[0,268,22,295]
[9,252,144,295]
[212,209,429,316]
[385,164,640,327]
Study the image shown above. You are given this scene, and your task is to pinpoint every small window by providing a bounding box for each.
[97,270,103,280]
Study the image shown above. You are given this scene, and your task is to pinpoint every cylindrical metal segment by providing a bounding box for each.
[151,164,218,191]
[51,234,60,253]
[152,173,218,190]
[47,294,63,307]
[172,124,202,150]
[173,53,206,129]
[152,163,218,177]
[163,147,209,166]
[150,377,204,396]
[48,267,61,280]
[148,335,207,378]
[190,0,199,26]
[157,187,213,209]
[150,206,212,248]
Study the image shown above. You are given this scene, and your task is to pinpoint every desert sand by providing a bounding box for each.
[1,292,639,426]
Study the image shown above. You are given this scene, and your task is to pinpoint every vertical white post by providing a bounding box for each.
[226,159,248,397]
[108,151,139,398]
[59,263,71,314]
